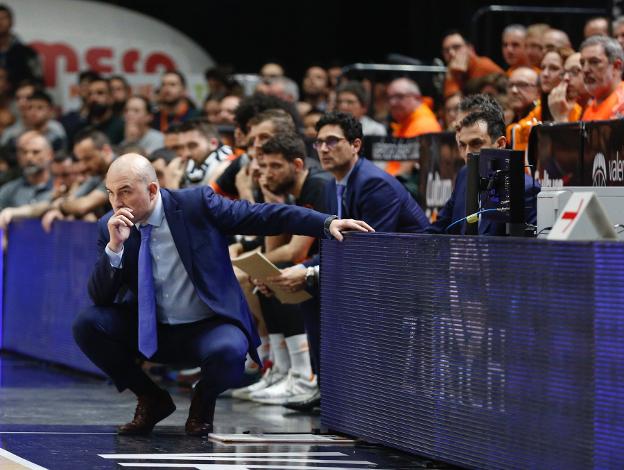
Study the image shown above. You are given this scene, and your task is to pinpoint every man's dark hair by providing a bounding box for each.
[0,4,13,22]
[459,93,505,121]
[15,78,40,92]
[165,122,183,135]
[178,118,220,140]
[28,90,53,106]
[234,93,301,134]
[336,81,368,107]
[91,77,111,91]
[148,147,176,164]
[163,70,187,88]
[441,29,469,44]
[459,108,506,143]
[248,109,295,135]
[315,111,363,142]
[78,70,101,83]
[204,65,234,83]
[110,74,131,90]
[53,150,74,163]
[261,132,306,163]
[203,91,227,106]
[73,127,111,150]
[130,94,153,115]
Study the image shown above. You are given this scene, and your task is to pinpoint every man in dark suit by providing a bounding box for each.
[316,111,430,232]
[426,104,539,234]
[72,153,372,437]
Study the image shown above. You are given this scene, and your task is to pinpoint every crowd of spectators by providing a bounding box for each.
[2,2,623,412]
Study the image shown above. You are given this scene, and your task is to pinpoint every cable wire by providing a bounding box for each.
[445,208,504,233]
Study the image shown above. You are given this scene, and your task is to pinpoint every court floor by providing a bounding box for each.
[0,353,458,469]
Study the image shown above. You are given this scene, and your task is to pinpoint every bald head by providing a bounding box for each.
[585,17,609,38]
[543,29,572,52]
[388,77,421,96]
[508,67,539,114]
[387,78,422,122]
[106,153,160,224]
[107,153,158,186]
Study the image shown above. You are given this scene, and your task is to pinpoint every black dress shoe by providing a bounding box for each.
[118,389,176,435]
[185,381,216,437]
[185,418,214,437]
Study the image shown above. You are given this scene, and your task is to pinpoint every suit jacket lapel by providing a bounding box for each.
[343,158,363,219]
[160,189,195,277]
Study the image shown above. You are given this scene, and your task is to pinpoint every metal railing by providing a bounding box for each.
[471,5,609,57]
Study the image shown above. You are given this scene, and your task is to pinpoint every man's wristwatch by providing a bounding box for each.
[305,266,318,290]
[324,215,338,238]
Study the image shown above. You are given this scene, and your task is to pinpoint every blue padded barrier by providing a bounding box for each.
[2,219,101,375]
[320,232,623,470]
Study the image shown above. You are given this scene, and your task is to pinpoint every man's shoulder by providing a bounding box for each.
[0,177,24,194]
[305,167,332,186]
[353,159,408,197]
[354,158,394,183]
[162,185,213,205]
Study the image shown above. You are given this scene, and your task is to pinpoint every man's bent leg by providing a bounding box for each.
[170,319,248,436]
[73,304,154,393]
[72,304,175,434]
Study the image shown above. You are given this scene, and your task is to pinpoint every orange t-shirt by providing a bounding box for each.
[507,100,583,151]
[581,81,624,121]
[386,103,442,175]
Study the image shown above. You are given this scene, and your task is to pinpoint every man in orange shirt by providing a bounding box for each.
[580,36,624,121]
[386,77,441,176]
[441,30,504,98]
[502,25,531,76]
[525,23,549,69]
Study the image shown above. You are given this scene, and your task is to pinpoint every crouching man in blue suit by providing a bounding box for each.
[72,153,372,437]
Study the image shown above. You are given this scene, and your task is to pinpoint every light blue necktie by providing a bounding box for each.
[336,184,345,219]
[138,224,158,358]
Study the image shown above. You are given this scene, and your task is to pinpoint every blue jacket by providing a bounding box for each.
[88,186,330,362]
[426,166,540,235]
[325,157,430,233]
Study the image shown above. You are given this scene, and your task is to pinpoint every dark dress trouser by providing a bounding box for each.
[73,303,249,400]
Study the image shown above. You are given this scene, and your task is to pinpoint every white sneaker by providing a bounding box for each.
[250,370,318,405]
[231,367,286,400]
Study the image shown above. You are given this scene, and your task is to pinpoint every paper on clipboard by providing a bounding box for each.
[232,251,312,304]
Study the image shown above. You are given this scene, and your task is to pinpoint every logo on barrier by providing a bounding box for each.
[592,152,607,186]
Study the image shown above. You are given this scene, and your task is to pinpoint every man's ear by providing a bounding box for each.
[496,135,507,149]
[614,58,624,72]
[148,181,159,198]
[293,157,305,171]
[352,138,362,154]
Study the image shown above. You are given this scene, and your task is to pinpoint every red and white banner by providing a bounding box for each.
[4,0,214,109]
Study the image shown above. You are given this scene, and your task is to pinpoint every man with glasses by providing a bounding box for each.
[579,36,624,121]
[505,66,539,138]
[385,77,441,177]
[548,52,591,121]
[312,111,429,231]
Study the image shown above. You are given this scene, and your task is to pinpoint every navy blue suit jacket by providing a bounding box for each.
[302,158,430,268]
[325,158,430,233]
[88,186,330,362]
[426,166,540,235]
